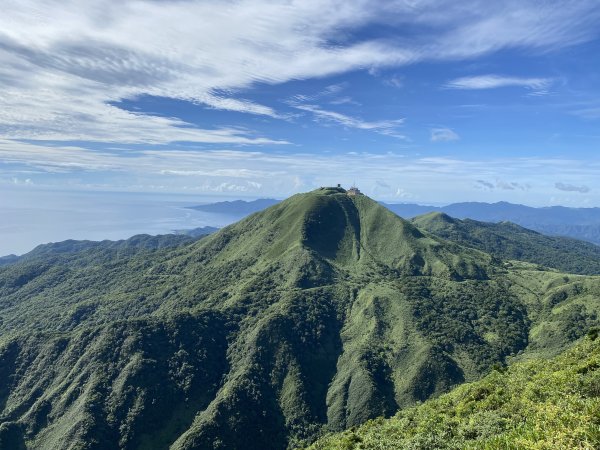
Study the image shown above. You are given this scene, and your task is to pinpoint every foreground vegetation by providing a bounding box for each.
[306,331,600,449]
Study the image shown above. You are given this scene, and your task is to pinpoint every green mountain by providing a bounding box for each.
[383,201,600,245]
[0,232,200,266]
[1,188,599,449]
[412,212,600,275]
[305,330,600,450]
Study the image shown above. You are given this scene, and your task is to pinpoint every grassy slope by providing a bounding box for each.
[412,212,600,275]
[0,189,599,449]
[305,332,600,450]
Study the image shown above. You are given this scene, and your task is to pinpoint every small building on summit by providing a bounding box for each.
[347,186,362,196]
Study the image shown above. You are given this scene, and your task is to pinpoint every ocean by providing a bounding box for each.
[0,188,238,256]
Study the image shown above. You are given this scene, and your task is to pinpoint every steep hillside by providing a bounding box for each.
[0,232,200,267]
[1,188,599,450]
[412,212,600,275]
[384,201,600,245]
[305,331,600,450]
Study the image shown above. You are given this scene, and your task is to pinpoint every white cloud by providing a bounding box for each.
[11,176,34,185]
[195,94,285,119]
[1,1,599,146]
[383,75,404,88]
[445,74,553,92]
[291,83,350,104]
[295,104,406,138]
[427,1,600,59]
[0,0,415,145]
[329,96,361,106]
[394,188,414,199]
[430,127,459,142]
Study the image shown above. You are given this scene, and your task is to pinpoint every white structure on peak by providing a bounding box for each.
[347,186,362,196]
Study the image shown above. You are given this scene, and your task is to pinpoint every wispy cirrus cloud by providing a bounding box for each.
[445,74,554,92]
[430,127,459,142]
[383,75,404,89]
[0,1,414,145]
[329,96,361,106]
[289,83,350,103]
[428,1,600,60]
[1,1,599,147]
[295,104,406,138]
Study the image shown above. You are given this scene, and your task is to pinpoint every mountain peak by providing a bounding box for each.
[412,211,457,224]
[191,189,493,283]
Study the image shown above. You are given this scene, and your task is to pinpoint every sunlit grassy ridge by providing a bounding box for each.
[304,332,600,450]
[412,212,600,275]
[1,188,599,449]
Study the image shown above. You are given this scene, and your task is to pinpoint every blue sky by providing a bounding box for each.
[1,0,600,205]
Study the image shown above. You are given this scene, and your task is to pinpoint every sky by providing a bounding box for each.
[1,0,600,206]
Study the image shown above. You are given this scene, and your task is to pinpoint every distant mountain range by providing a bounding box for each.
[188,198,600,245]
